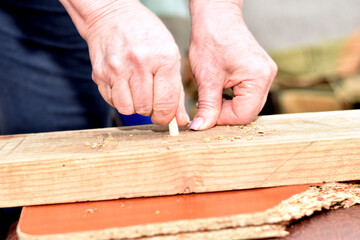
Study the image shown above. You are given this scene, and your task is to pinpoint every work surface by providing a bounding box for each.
[1,110,360,207]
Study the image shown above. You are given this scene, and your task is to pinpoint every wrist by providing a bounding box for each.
[189,0,243,16]
[189,0,245,42]
[59,0,140,39]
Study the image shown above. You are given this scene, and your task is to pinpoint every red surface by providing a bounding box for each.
[19,185,311,235]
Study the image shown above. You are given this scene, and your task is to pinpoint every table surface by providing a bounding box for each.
[275,204,360,240]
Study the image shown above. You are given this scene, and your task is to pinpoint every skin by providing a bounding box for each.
[189,0,277,130]
[59,0,189,126]
[59,0,277,130]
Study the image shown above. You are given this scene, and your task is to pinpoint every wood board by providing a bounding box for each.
[16,183,360,240]
[1,110,360,207]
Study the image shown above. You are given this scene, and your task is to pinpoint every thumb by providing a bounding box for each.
[189,79,223,130]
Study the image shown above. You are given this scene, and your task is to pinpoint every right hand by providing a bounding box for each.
[66,1,189,126]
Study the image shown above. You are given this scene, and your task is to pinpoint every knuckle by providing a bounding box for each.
[163,44,179,57]
[155,44,180,63]
[112,98,135,116]
[116,106,135,115]
[127,46,149,68]
[92,61,105,80]
[153,100,176,117]
[259,64,273,79]
[250,60,274,81]
[107,55,122,74]
[135,105,152,116]
[127,43,180,71]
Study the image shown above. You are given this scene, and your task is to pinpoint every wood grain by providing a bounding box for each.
[1,110,360,207]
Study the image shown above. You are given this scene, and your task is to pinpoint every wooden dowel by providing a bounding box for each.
[169,118,179,136]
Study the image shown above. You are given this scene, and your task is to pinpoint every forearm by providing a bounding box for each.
[59,0,140,39]
[189,0,246,46]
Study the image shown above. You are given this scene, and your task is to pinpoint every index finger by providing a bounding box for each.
[151,66,181,126]
[217,79,270,125]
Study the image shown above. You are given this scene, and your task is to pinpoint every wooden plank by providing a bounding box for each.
[16,183,360,240]
[1,110,360,207]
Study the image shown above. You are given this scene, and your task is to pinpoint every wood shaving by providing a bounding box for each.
[203,138,211,143]
[215,135,223,140]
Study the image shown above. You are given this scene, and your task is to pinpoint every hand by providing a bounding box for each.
[59,0,189,126]
[189,0,277,130]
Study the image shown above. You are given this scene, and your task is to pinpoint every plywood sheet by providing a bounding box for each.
[16,183,360,240]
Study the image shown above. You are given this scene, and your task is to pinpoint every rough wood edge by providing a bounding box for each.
[17,225,287,240]
[17,182,360,240]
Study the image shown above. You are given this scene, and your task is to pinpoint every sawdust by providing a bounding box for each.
[202,123,266,144]
[203,138,211,143]
[86,132,114,149]
[215,135,223,140]
[82,121,267,151]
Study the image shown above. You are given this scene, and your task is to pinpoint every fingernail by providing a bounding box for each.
[189,117,203,131]
[195,102,199,109]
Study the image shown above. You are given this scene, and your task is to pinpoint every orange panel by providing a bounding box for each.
[19,184,311,236]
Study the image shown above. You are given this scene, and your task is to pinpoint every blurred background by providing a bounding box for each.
[139,0,360,120]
